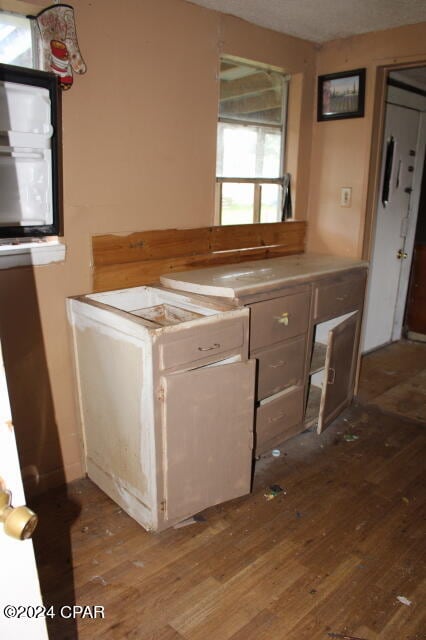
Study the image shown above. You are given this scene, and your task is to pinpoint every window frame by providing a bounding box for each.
[215,58,289,226]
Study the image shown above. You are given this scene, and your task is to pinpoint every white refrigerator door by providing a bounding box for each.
[0,80,53,228]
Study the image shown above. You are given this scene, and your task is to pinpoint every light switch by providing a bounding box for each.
[340,187,352,207]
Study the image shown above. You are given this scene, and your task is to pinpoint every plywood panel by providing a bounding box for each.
[92,222,307,292]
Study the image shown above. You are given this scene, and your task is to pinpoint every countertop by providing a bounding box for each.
[160,253,368,298]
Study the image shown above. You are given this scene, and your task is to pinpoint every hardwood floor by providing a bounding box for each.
[32,340,426,640]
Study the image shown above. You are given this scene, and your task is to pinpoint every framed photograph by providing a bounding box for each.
[317,68,366,121]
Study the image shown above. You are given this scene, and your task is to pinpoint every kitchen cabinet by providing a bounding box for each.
[67,286,255,532]
[161,254,368,454]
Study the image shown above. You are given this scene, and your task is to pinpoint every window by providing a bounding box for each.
[216,57,289,225]
[0,12,36,69]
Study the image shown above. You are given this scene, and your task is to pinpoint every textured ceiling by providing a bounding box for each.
[188,0,426,43]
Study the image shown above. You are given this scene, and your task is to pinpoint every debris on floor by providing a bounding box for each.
[272,449,281,457]
[402,497,410,504]
[264,484,286,501]
[343,434,359,442]
[90,575,108,586]
[396,595,412,606]
[173,514,206,529]
[133,560,145,568]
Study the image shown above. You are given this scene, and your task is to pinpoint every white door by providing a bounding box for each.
[363,102,424,352]
[0,343,48,640]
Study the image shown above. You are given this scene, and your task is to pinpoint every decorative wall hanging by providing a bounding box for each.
[317,68,366,121]
[35,4,86,90]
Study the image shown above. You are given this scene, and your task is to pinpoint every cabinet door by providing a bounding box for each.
[161,359,255,524]
[317,312,359,434]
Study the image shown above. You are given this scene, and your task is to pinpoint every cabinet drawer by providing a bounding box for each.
[249,288,310,352]
[159,318,245,370]
[314,271,366,322]
[255,386,304,454]
[256,335,306,401]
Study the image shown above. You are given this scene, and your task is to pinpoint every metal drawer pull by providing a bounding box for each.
[269,360,287,368]
[269,412,286,423]
[198,343,220,351]
[276,312,289,326]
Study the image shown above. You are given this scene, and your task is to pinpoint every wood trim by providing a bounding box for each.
[0,1,40,15]
[92,221,306,292]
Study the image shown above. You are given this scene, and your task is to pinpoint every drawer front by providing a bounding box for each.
[314,271,366,322]
[159,318,245,370]
[256,335,306,401]
[249,289,310,352]
[255,386,304,454]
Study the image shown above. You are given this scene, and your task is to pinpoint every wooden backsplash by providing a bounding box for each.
[92,221,307,292]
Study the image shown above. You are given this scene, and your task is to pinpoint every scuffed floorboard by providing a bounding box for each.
[32,341,426,640]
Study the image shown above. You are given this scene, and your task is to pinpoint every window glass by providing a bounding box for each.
[216,58,288,225]
[0,13,34,68]
[221,183,254,226]
[217,123,281,179]
[219,62,283,126]
[260,184,281,223]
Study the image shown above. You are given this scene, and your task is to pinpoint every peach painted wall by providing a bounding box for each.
[307,22,426,258]
[0,0,316,492]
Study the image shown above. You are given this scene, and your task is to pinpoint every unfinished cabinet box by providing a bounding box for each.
[67,286,255,532]
[161,254,368,453]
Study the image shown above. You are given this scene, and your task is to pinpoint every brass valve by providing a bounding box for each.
[0,490,38,540]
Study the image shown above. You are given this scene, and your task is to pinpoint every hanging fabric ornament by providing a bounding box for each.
[35,4,87,90]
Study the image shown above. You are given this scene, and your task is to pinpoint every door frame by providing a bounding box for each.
[363,60,426,261]
[362,60,426,349]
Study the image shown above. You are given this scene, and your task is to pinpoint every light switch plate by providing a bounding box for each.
[340,187,352,207]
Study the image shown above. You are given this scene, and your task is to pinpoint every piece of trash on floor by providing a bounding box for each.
[402,497,409,504]
[396,595,412,606]
[264,484,286,501]
[272,449,281,457]
[133,560,145,568]
[309,588,317,594]
[173,514,206,529]
[296,511,303,518]
[90,575,108,586]
[327,633,368,640]
[343,434,359,442]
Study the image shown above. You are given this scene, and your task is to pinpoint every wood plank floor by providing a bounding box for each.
[32,340,426,640]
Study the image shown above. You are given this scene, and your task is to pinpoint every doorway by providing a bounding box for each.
[362,66,426,353]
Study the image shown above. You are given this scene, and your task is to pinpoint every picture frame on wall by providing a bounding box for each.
[317,68,366,121]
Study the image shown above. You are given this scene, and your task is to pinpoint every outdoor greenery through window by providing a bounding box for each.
[216,57,289,225]
[0,12,35,68]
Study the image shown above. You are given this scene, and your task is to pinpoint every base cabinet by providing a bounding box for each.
[239,268,367,453]
[68,263,367,531]
[68,286,255,532]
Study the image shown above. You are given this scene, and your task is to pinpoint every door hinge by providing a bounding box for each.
[160,499,167,513]
[327,368,336,384]
[157,384,165,402]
